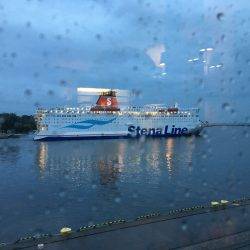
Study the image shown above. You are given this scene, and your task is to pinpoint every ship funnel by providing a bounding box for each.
[91,90,120,111]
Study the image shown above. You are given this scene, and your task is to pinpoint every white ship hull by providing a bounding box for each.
[34,112,203,141]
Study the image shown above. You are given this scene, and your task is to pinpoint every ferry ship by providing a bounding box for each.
[34,90,203,141]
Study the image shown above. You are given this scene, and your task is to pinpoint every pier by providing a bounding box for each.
[204,122,250,127]
[2,197,250,249]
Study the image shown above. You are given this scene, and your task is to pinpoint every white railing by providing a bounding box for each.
[36,106,199,116]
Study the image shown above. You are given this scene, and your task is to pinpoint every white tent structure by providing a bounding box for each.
[77,87,130,108]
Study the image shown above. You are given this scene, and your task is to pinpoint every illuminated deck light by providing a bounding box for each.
[216,64,222,68]
[159,62,166,68]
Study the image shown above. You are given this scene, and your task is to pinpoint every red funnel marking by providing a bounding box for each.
[91,90,120,112]
[96,96,118,108]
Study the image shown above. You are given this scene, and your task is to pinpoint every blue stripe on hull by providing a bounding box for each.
[35,135,130,141]
[34,132,199,141]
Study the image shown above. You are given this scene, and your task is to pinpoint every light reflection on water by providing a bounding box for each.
[36,136,195,185]
[166,138,174,175]
[0,127,250,242]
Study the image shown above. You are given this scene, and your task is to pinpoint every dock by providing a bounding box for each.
[2,197,250,249]
[0,133,21,139]
[203,122,250,127]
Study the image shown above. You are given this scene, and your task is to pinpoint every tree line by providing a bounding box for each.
[0,113,36,133]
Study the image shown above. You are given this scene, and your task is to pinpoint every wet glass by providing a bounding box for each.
[0,0,249,247]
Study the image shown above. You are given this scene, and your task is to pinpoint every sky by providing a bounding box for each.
[0,0,250,122]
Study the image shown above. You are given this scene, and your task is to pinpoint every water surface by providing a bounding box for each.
[0,127,249,242]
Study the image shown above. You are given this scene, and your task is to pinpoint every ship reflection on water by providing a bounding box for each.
[97,160,118,185]
[37,140,129,185]
[36,137,196,185]
[38,142,48,172]
[166,138,174,175]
